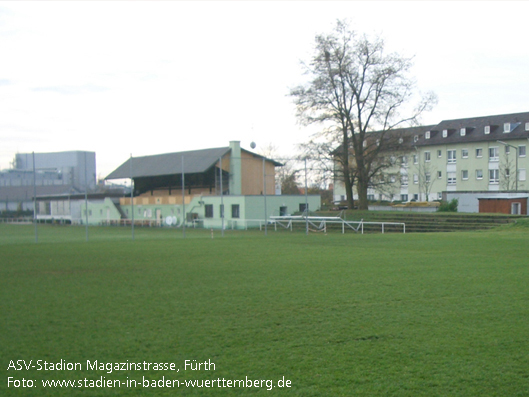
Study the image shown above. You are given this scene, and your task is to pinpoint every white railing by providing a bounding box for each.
[269,215,405,234]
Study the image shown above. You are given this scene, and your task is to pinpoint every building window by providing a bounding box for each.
[424,151,431,162]
[526,122,529,131]
[231,204,240,218]
[505,145,510,155]
[504,123,511,133]
[442,129,448,138]
[401,194,408,202]
[437,171,442,179]
[516,170,523,183]
[413,155,418,164]
[413,174,419,184]
[519,145,526,157]
[461,170,469,180]
[461,149,468,158]
[484,125,490,134]
[205,204,213,218]
[489,147,499,162]
[367,194,375,201]
[447,172,456,185]
[437,192,443,200]
[425,173,431,183]
[437,150,442,158]
[401,175,408,186]
[460,128,466,136]
[476,169,483,180]
[476,148,483,158]
[413,194,419,201]
[489,169,499,184]
[425,131,430,139]
[414,135,419,143]
[220,204,224,218]
[447,150,456,163]
[401,156,408,166]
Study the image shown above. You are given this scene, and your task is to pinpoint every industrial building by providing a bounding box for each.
[0,151,96,212]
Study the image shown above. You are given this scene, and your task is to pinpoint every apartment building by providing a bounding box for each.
[333,111,529,205]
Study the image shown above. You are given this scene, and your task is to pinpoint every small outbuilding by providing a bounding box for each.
[478,194,528,215]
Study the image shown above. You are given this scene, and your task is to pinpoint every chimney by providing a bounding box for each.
[229,141,242,195]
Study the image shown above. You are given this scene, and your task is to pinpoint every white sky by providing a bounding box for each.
[1,1,528,178]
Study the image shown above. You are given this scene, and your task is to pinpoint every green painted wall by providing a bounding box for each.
[115,195,320,229]
[83,198,123,224]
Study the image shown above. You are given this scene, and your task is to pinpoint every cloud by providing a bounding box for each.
[31,84,109,95]
[0,79,11,86]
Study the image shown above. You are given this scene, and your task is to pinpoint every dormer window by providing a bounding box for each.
[484,126,490,134]
[460,128,466,136]
[504,123,511,133]
[425,131,430,139]
[525,122,529,131]
[442,130,448,138]
[414,135,418,143]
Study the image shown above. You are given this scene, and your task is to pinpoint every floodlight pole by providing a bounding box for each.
[130,154,134,240]
[263,157,267,236]
[497,141,518,191]
[304,158,309,236]
[220,156,224,236]
[182,156,186,238]
[32,152,38,243]
[84,152,89,242]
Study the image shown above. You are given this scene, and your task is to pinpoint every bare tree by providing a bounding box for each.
[500,154,519,190]
[417,160,437,201]
[290,20,436,210]
[257,143,300,194]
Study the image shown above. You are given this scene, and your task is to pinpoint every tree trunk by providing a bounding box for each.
[344,176,355,210]
[357,174,369,210]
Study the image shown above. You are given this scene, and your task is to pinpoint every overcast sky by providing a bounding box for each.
[1,1,528,178]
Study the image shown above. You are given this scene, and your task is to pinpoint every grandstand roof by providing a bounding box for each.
[106,145,282,180]
[105,147,231,180]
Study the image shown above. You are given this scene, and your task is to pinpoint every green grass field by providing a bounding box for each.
[1,224,528,396]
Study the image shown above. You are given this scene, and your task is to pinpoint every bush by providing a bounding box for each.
[438,198,458,212]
